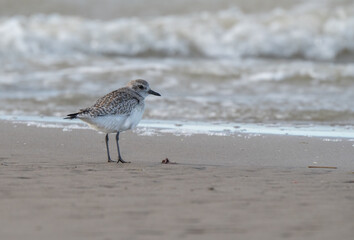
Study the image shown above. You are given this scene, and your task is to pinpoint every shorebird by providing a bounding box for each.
[65,79,161,163]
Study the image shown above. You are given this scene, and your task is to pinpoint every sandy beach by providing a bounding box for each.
[0,120,353,240]
[1,0,354,239]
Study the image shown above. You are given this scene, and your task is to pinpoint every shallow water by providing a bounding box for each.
[2,115,354,139]
[0,0,353,124]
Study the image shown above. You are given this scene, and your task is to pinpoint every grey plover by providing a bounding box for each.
[65,79,161,163]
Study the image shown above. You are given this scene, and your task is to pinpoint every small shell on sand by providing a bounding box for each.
[162,158,170,164]
[161,158,176,164]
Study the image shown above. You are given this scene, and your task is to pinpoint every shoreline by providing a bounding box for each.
[1,118,353,169]
[1,115,354,139]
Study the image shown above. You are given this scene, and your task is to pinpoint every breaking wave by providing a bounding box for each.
[1,2,354,61]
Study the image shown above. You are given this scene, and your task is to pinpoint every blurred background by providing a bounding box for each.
[0,0,353,124]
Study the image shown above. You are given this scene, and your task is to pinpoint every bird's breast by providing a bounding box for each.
[122,103,145,130]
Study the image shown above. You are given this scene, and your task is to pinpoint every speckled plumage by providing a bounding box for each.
[65,79,161,163]
[78,88,143,118]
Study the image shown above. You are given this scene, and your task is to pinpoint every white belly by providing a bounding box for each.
[81,106,145,133]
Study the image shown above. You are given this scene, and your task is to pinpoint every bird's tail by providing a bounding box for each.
[64,112,80,119]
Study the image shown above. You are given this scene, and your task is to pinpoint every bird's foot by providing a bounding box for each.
[117,158,130,163]
[108,159,116,163]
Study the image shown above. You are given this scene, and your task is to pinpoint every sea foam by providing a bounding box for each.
[1,2,354,61]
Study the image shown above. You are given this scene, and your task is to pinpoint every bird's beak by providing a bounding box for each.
[148,89,161,96]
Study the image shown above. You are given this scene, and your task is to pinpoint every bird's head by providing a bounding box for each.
[127,79,161,98]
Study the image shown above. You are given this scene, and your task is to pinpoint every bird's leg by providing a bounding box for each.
[116,132,130,163]
[105,133,114,162]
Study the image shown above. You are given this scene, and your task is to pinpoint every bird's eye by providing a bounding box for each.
[138,85,144,90]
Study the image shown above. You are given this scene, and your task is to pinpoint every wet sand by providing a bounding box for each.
[0,120,353,240]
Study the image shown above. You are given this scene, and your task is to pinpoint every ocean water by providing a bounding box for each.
[0,0,354,125]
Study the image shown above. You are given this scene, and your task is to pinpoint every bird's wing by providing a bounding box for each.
[77,89,140,118]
